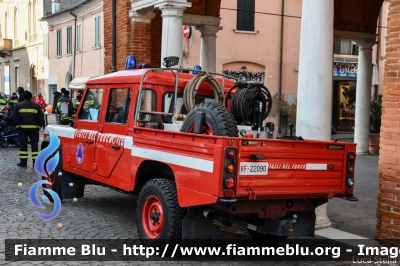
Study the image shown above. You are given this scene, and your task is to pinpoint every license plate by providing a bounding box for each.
[240,162,269,176]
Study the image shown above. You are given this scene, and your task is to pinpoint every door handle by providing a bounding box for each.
[86,140,94,144]
[112,145,120,150]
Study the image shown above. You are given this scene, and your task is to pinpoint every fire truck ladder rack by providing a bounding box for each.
[134,67,249,127]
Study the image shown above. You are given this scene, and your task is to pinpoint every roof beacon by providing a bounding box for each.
[125,56,137,70]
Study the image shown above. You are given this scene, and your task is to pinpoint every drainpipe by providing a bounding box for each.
[111,0,117,72]
[376,7,382,102]
[70,9,77,99]
[278,0,285,133]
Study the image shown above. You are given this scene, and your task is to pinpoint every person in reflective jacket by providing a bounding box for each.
[9,92,19,104]
[0,92,7,105]
[56,90,74,125]
[12,91,44,167]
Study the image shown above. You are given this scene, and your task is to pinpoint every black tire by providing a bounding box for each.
[180,102,238,137]
[136,179,186,247]
[247,230,288,245]
[1,141,9,148]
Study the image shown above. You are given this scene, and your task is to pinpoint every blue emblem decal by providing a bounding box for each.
[76,143,84,164]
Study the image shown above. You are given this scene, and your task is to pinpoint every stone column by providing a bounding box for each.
[156,2,191,67]
[197,25,222,72]
[296,0,334,229]
[354,41,375,154]
[129,11,156,65]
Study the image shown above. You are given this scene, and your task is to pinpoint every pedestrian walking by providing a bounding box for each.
[56,90,74,125]
[12,91,44,167]
[52,91,62,125]
[17,87,25,103]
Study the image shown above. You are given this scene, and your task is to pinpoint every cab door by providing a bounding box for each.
[94,87,132,180]
[69,87,104,173]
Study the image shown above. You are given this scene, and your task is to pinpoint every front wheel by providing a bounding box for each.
[136,179,186,247]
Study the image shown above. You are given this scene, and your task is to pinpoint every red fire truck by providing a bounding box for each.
[42,57,356,246]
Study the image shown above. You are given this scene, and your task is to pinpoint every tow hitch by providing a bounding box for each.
[230,215,297,236]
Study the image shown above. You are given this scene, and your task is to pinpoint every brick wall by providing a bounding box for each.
[104,0,133,74]
[130,22,152,66]
[151,10,162,68]
[104,2,162,73]
[376,0,400,239]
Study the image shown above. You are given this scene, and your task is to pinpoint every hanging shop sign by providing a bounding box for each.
[223,70,265,84]
[333,62,358,78]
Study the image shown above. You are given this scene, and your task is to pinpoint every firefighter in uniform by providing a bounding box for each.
[0,93,7,105]
[56,90,74,125]
[9,92,19,104]
[12,91,44,167]
[81,91,98,119]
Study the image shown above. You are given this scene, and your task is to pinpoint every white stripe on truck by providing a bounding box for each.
[132,147,214,173]
[306,164,327,170]
[45,125,76,139]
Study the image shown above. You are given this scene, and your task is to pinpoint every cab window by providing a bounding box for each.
[105,88,131,124]
[162,92,214,123]
[137,89,156,122]
[78,88,103,121]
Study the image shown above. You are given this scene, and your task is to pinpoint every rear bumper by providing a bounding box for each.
[212,198,326,219]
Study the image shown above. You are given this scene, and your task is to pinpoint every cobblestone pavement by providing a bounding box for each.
[0,128,387,265]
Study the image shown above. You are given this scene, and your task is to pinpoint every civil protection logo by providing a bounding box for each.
[76,143,84,164]
[29,131,62,221]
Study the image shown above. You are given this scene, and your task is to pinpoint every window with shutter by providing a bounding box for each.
[237,0,255,31]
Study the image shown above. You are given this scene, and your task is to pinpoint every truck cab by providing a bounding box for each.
[43,64,356,247]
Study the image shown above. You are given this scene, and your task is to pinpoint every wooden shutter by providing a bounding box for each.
[237,0,254,31]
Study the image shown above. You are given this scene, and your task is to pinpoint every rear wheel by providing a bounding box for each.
[137,179,186,247]
[181,102,238,137]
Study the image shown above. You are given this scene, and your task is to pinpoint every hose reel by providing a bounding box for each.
[225,84,273,127]
[183,73,224,112]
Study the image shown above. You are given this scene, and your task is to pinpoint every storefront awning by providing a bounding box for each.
[69,76,92,90]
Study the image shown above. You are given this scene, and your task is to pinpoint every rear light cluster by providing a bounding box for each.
[223,148,237,195]
[346,152,356,193]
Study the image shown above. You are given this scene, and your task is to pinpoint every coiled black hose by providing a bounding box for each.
[229,84,272,125]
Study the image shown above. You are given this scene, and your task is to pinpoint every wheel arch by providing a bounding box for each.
[133,160,175,195]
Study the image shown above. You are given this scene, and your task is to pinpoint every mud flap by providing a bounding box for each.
[181,208,213,245]
[61,174,85,199]
[292,210,316,237]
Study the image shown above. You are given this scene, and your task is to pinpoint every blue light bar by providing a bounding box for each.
[125,56,137,70]
[192,65,202,74]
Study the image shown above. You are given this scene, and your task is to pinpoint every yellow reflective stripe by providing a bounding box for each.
[19,156,28,159]
[19,151,28,155]
[31,152,39,155]
[85,100,94,105]
[0,100,6,104]
[19,109,38,113]
[76,102,80,105]
[19,125,41,129]
[32,156,38,159]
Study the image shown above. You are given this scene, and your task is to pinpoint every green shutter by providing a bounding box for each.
[237,0,254,31]
[334,40,341,54]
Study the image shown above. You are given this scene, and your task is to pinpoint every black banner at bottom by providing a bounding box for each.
[5,239,400,262]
